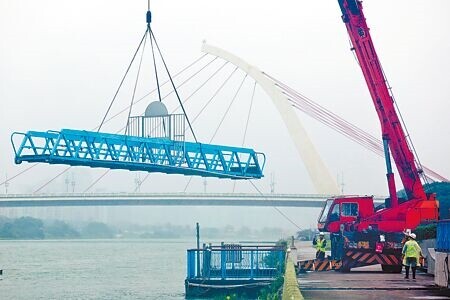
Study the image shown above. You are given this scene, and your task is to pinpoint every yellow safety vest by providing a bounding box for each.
[404,240,419,258]
[316,238,326,252]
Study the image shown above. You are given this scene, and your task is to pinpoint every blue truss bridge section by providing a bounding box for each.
[11,129,265,179]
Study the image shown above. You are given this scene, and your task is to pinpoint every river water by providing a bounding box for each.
[0,239,198,299]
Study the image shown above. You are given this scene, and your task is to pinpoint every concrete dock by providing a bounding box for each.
[294,241,450,299]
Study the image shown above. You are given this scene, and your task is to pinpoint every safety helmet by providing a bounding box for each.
[319,232,325,236]
[409,233,416,239]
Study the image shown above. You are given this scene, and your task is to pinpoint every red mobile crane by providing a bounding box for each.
[312,0,439,272]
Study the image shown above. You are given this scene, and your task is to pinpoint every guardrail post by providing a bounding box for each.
[250,250,254,279]
[221,242,226,279]
[279,250,284,273]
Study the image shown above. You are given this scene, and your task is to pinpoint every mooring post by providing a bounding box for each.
[196,222,200,277]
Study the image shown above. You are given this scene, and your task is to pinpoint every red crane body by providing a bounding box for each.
[311,0,439,272]
[338,0,425,205]
[318,0,438,235]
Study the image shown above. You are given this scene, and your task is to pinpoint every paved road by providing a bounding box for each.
[294,241,450,300]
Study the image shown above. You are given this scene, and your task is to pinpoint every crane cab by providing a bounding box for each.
[318,196,375,233]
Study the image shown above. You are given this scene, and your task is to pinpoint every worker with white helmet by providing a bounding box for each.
[313,232,327,260]
[402,232,423,279]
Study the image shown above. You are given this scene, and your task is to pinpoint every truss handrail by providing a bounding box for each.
[12,129,265,180]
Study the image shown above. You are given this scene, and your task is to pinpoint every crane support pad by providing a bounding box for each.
[297,259,342,272]
[343,250,400,269]
[11,129,265,179]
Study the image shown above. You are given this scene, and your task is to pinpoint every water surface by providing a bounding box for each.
[0,239,194,299]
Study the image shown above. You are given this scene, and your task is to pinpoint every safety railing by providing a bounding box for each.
[11,129,265,179]
[186,245,285,280]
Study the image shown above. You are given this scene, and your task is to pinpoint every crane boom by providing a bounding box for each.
[337,0,427,205]
[310,1,439,272]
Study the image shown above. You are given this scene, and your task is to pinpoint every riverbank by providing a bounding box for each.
[0,215,288,240]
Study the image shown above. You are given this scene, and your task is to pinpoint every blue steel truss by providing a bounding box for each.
[11,129,265,179]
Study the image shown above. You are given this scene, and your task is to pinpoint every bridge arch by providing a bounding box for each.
[201,42,339,194]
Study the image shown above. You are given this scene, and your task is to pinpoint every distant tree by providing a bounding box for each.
[425,182,450,220]
[397,181,450,219]
[81,222,115,238]
[0,217,44,239]
[44,220,80,239]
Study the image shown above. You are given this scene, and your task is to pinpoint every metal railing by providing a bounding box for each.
[11,129,265,179]
[186,245,285,280]
[127,114,185,142]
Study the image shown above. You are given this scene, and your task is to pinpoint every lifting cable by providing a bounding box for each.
[142,64,239,192]
[36,57,225,194]
[149,28,198,142]
[1,55,210,189]
[120,59,227,134]
[97,29,149,133]
[148,27,162,103]
[95,60,232,193]
[125,34,148,134]
[133,61,231,192]
[100,54,210,129]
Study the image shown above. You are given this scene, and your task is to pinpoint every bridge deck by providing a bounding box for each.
[0,193,385,208]
[11,129,265,179]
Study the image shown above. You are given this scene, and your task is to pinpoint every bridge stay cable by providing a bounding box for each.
[233,81,257,193]
[34,166,73,194]
[84,170,111,193]
[209,74,248,142]
[249,180,302,230]
[183,67,246,192]
[266,73,447,182]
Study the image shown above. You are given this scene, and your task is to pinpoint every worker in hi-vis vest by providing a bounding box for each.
[402,233,423,279]
[313,232,327,259]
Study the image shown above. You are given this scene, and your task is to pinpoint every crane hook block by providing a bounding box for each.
[146,10,152,24]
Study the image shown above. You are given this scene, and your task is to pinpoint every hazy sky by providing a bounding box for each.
[1,1,449,231]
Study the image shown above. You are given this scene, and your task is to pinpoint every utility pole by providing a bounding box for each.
[71,173,76,193]
[65,174,70,193]
[134,174,142,193]
[270,172,275,194]
[5,173,9,195]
